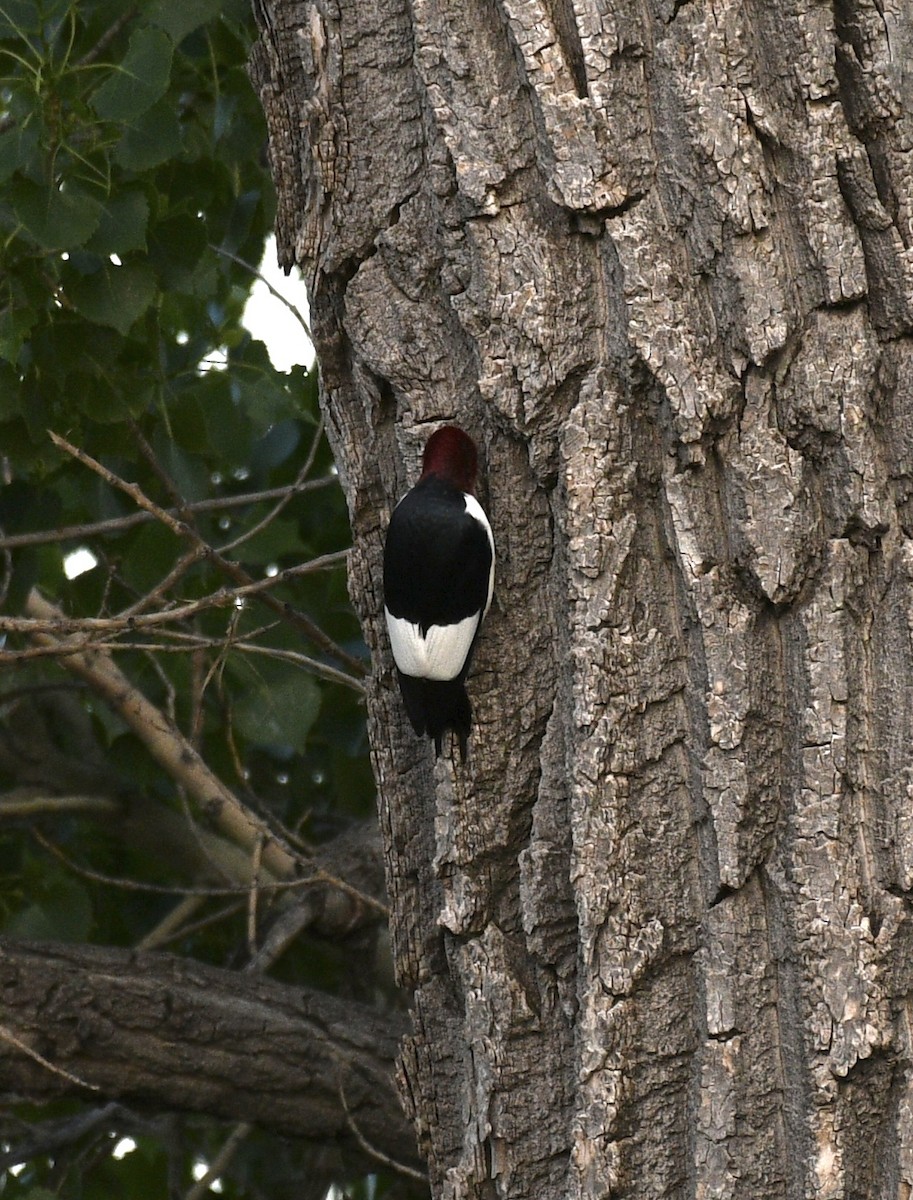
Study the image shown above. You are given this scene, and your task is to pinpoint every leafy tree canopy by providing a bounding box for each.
[0,2,396,1196]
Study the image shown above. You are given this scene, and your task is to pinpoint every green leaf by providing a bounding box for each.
[229,341,302,432]
[0,121,40,183]
[0,364,20,417]
[236,516,307,565]
[0,480,62,534]
[6,874,93,943]
[151,427,208,500]
[146,0,223,43]
[147,212,208,291]
[163,393,205,453]
[250,418,301,472]
[0,305,36,364]
[73,373,154,423]
[9,179,102,249]
[195,373,250,460]
[0,0,41,36]
[234,675,322,753]
[118,521,183,594]
[67,259,156,334]
[88,189,150,255]
[0,0,69,36]
[92,25,174,122]
[114,98,182,170]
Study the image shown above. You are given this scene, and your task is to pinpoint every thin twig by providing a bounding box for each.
[135,895,206,952]
[0,538,10,608]
[338,1079,426,1183]
[198,603,241,707]
[48,431,190,539]
[139,900,247,950]
[108,628,363,695]
[247,837,264,959]
[118,546,206,619]
[0,475,337,551]
[0,792,119,818]
[0,640,99,664]
[183,1122,253,1200]
[229,641,365,692]
[31,826,388,915]
[172,774,240,890]
[0,550,350,634]
[244,898,319,974]
[130,421,198,527]
[212,243,314,344]
[31,827,252,897]
[218,412,325,554]
[24,589,302,881]
[0,634,366,694]
[0,1024,100,1093]
[76,5,138,66]
[47,431,365,676]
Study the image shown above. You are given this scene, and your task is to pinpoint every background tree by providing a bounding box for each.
[251,0,913,1197]
[0,2,421,1197]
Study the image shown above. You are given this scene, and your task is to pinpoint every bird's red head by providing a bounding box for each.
[420,425,480,494]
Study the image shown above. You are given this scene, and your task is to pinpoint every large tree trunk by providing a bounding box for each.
[252,1,913,1196]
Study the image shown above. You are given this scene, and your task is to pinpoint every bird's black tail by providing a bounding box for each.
[396,671,472,760]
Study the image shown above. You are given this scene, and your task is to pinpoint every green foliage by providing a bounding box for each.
[0,0,274,458]
[0,2,403,1198]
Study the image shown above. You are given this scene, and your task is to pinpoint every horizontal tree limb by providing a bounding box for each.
[0,938,421,1176]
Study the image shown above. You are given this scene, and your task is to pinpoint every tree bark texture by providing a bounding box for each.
[252,1,913,1196]
[0,939,419,1173]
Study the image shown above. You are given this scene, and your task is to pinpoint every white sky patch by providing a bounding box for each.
[242,233,314,372]
[197,345,229,374]
[64,546,98,579]
[112,1137,136,1160]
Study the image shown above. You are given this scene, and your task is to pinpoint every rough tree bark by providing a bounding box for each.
[0,940,418,1170]
[252,1,913,1196]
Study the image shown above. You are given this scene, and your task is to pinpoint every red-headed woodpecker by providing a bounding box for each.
[383,426,495,758]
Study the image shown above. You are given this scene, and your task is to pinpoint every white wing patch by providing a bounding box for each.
[463,493,495,616]
[385,610,481,681]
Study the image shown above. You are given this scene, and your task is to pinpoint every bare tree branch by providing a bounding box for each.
[0,550,351,635]
[0,790,119,817]
[0,475,337,551]
[0,1022,100,1093]
[23,588,302,881]
[184,1122,253,1200]
[220,413,326,554]
[0,939,422,1176]
[47,431,365,676]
